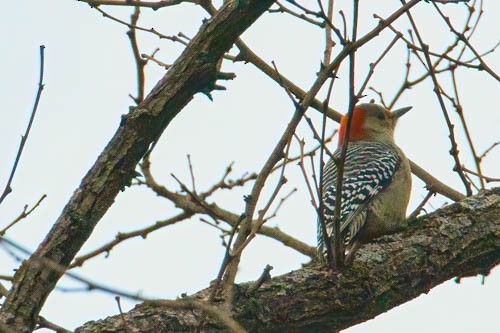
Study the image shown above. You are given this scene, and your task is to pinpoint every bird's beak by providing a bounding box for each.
[391,106,412,119]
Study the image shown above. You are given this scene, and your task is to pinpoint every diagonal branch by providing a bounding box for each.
[77,187,500,332]
[0,46,45,205]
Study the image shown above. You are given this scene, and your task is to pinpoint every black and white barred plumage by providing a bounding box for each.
[317,141,401,253]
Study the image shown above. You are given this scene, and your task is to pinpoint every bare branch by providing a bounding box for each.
[357,34,401,98]
[407,190,435,221]
[37,316,72,333]
[269,2,324,27]
[317,0,346,46]
[449,69,485,188]
[79,0,194,9]
[295,135,319,210]
[321,0,335,64]
[479,141,499,161]
[127,6,147,104]
[432,1,499,81]
[246,264,273,294]
[318,78,336,267]
[186,154,197,194]
[402,0,472,196]
[409,161,465,201]
[141,50,171,69]
[262,188,297,222]
[92,6,189,45]
[70,211,193,268]
[463,167,500,184]
[139,157,316,258]
[0,195,47,236]
[0,46,45,205]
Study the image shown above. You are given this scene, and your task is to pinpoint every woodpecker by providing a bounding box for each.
[318,103,412,260]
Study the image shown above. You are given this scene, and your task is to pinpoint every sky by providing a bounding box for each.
[0,0,498,332]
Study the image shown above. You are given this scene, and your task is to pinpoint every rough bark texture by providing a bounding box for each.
[77,188,499,332]
[0,1,275,331]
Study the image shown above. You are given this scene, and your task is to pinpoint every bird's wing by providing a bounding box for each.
[319,142,400,248]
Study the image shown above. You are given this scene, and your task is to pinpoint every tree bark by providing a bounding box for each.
[0,1,275,331]
[77,188,499,332]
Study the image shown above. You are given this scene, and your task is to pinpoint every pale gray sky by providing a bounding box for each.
[1,1,498,332]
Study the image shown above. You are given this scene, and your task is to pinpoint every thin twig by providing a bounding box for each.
[387,44,412,109]
[273,134,334,172]
[127,6,146,104]
[140,158,316,258]
[284,0,322,18]
[479,142,499,161]
[378,16,487,73]
[37,316,72,333]
[369,86,388,108]
[317,0,346,45]
[408,190,435,221]
[339,10,347,41]
[219,61,310,305]
[432,1,499,81]
[463,171,480,192]
[170,173,225,223]
[269,2,324,27]
[449,69,485,188]
[247,264,273,294]
[410,161,465,201]
[322,0,335,64]
[200,217,230,235]
[197,214,245,331]
[336,0,360,268]
[0,46,45,205]
[263,188,297,222]
[231,136,293,255]
[187,154,197,194]
[357,34,401,98]
[303,115,336,159]
[141,51,171,69]
[310,154,320,201]
[295,135,319,210]
[92,6,189,45]
[318,77,336,266]
[70,211,192,268]
[80,0,192,10]
[214,215,244,290]
[402,0,472,196]
[462,167,500,183]
[0,195,47,236]
[115,296,130,331]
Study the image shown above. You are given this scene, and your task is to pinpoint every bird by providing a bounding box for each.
[318,102,412,262]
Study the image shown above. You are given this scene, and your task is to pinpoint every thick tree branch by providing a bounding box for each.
[0,0,276,330]
[77,188,499,332]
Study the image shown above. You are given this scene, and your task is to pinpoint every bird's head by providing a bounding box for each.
[338,103,412,146]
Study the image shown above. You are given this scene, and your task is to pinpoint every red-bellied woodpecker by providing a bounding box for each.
[318,103,412,260]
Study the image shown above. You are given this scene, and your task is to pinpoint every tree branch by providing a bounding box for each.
[77,187,499,332]
[0,45,45,205]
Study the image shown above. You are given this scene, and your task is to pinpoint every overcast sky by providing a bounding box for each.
[1,1,498,332]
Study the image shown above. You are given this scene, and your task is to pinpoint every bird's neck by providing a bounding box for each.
[338,112,365,146]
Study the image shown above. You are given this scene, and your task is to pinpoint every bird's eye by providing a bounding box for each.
[377,113,385,120]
